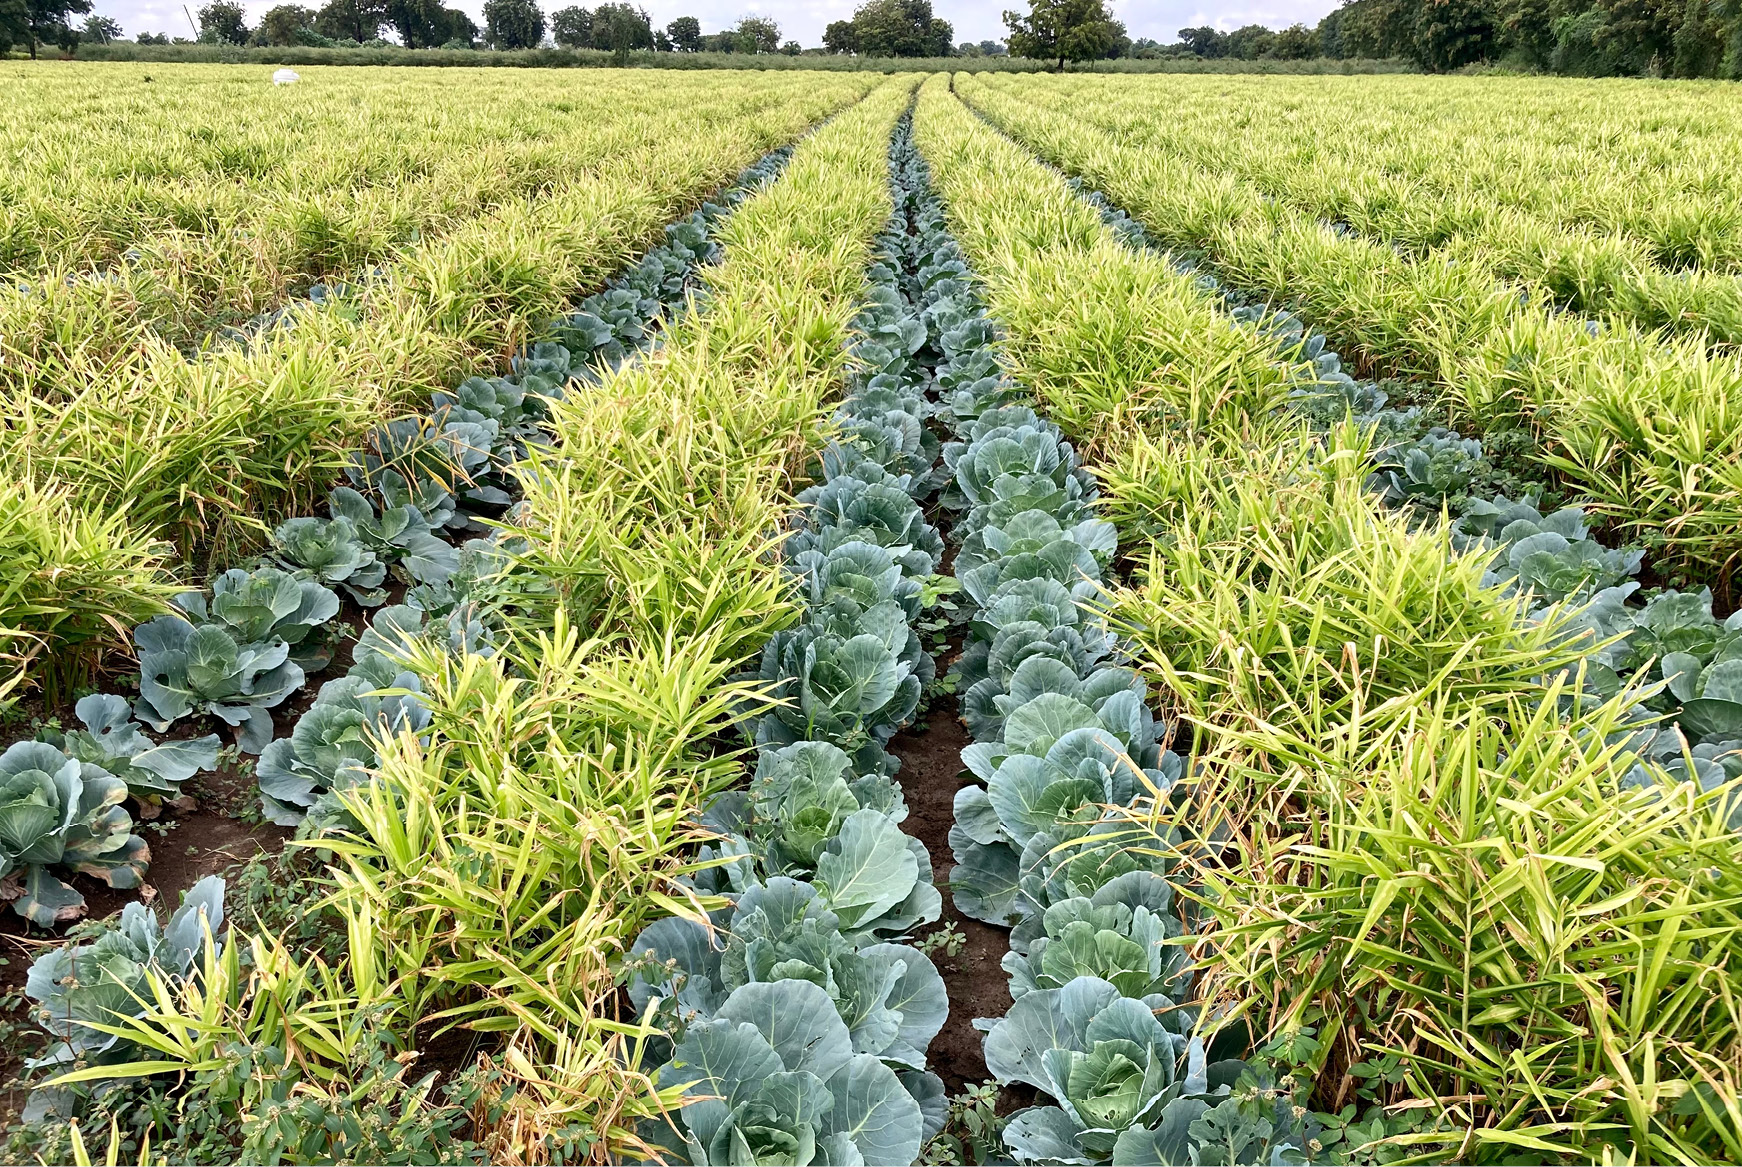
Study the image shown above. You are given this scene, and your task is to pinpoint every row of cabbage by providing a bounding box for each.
[983,75,1742,345]
[926,77,1742,1162]
[0,76,874,724]
[11,138,801,1098]
[851,107,1314,1166]
[1068,180,1742,798]
[621,110,958,1167]
[954,74,1742,588]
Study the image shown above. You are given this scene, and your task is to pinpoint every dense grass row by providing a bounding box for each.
[0,70,874,704]
[977,74,1742,342]
[957,73,1742,589]
[14,76,919,1165]
[919,73,1742,1164]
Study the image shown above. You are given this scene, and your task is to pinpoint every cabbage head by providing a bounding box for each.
[256,668,431,827]
[1456,497,1642,604]
[38,694,219,805]
[272,515,386,606]
[0,742,149,925]
[984,976,1236,1164]
[24,876,224,1062]
[645,979,926,1166]
[629,877,947,1075]
[133,617,304,754]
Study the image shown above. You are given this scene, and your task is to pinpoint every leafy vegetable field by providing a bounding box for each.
[3,63,1741,1167]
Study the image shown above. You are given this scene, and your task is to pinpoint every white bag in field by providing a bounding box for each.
[272,69,300,85]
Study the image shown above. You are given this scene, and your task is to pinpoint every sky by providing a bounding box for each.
[109,0,1342,52]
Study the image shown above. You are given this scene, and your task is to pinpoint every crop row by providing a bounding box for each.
[919,74,1742,1164]
[0,68,876,344]
[956,73,1742,586]
[985,74,1742,342]
[14,77,920,1163]
[0,77,871,706]
[992,74,1742,271]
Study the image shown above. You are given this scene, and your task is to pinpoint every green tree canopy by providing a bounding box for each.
[550,3,590,45]
[1003,0,1121,67]
[733,13,779,50]
[846,0,952,55]
[315,0,385,41]
[197,0,248,43]
[259,4,315,43]
[81,12,119,39]
[665,13,698,48]
[483,0,542,46]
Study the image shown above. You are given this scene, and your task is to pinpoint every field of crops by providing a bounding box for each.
[3,63,1741,1166]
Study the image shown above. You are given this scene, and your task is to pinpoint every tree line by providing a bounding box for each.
[8,0,1738,75]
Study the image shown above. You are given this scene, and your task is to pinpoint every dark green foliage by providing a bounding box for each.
[314,0,384,41]
[1310,0,1742,74]
[589,0,648,53]
[664,12,697,48]
[482,0,541,47]
[196,0,248,43]
[1003,0,1124,67]
[385,0,472,46]
[549,2,587,45]
[831,0,953,57]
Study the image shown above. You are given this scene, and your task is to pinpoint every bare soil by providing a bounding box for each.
[889,691,1033,1115]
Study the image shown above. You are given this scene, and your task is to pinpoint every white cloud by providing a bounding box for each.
[105,0,1340,53]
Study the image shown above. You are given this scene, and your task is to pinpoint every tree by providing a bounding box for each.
[315,0,385,41]
[259,3,315,42]
[1004,0,1123,66]
[823,17,856,49]
[844,0,952,55]
[197,0,248,42]
[12,0,93,55]
[1265,21,1320,55]
[550,3,590,45]
[1224,21,1275,56]
[1671,0,1725,73]
[1593,0,1679,69]
[590,1,650,53]
[1410,0,1494,67]
[386,0,467,45]
[1492,0,1556,63]
[733,13,779,50]
[135,28,168,40]
[483,0,542,46]
[1176,24,1230,55]
[81,11,119,39]
[665,13,698,47]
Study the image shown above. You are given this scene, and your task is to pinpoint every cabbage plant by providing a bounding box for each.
[0,742,149,925]
[698,805,941,946]
[1661,650,1742,742]
[789,474,944,582]
[272,514,387,606]
[1003,871,1191,1003]
[256,665,431,827]
[644,979,927,1166]
[722,741,907,876]
[38,694,219,805]
[134,618,304,754]
[952,723,1179,927]
[24,876,224,1063]
[327,487,461,586]
[753,623,923,751]
[1369,426,1484,508]
[168,567,340,671]
[983,975,1227,1165]
[1456,497,1643,604]
[629,877,948,1080]
[959,509,1115,577]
